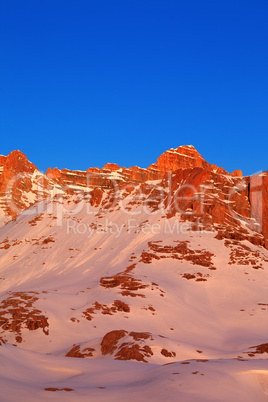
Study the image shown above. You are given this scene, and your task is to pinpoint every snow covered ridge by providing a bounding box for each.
[0,146,268,401]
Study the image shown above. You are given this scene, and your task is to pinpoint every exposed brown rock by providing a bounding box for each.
[182,273,196,280]
[140,241,215,269]
[115,343,153,362]
[99,330,156,362]
[66,345,95,358]
[249,343,268,354]
[42,237,55,245]
[99,262,149,298]
[82,300,130,321]
[224,239,268,267]
[101,330,128,355]
[44,388,74,392]
[0,292,49,342]
[161,348,176,357]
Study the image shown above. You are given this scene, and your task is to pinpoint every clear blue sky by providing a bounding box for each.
[0,0,267,175]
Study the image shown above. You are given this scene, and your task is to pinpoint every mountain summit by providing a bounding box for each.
[150,145,212,172]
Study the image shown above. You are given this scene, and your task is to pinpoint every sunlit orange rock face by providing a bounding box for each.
[231,169,243,177]
[164,167,265,246]
[46,167,61,180]
[0,150,36,184]
[249,174,268,246]
[0,151,48,217]
[150,145,211,172]
[167,167,239,224]
[102,163,120,171]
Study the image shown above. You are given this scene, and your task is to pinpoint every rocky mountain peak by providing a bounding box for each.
[1,150,36,174]
[149,145,211,172]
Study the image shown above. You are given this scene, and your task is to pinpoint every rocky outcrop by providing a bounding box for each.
[66,345,95,358]
[100,330,154,362]
[0,150,50,222]
[141,241,215,269]
[82,300,130,321]
[101,330,128,355]
[231,169,243,177]
[0,291,49,343]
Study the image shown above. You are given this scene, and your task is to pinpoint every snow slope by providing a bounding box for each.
[0,189,268,401]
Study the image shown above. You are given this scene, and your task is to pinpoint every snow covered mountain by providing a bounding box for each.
[0,146,268,401]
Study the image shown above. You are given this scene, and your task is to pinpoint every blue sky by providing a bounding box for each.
[0,0,268,175]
